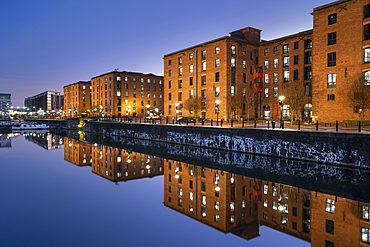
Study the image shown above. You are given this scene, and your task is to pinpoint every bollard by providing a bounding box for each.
[194,120,196,126]
[160,118,162,124]
[316,120,318,131]
[336,120,338,132]
[242,118,244,128]
[298,120,300,130]
[267,120,269,129]
[140,118,141,124]
[202,119,204,126]
[254,120,257,128]
[272,121,275,129]
[172,119,174,124]
[211,119,213,126]
[282,120,284,129]
[186,119,188,125]
[359,121,361,132]
[231,119,233,127]
[221,119,223,127]
[166,117,168,124]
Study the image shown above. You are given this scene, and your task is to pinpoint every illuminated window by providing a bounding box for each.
[264,184,268,194]
[189,192,193,201]
[273,201,277,210]
[215,201,219,210]
[264,199,268,207]
[202,196,206,205]
[326,198,335,213]
[362,228,370,243]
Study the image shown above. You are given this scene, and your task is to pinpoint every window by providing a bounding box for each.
[179,80,182,88]
[364,205,370,220]
[284,70,290,82]
[231,45,236,55]
[283,56,289,67]
[281,216,288,226]
[243,60,246,69]
[231,86,235,97]
[273,87,278,97]
[190,65,193,73]
[263,184,268,194]
[264,48,268,56]
[365,71,370,85]
[169,81,172,89]
[169,70,172,77]
[304,66,312,80]
[189,53,193,60]
[264,88,268,98]
[265,74,268,83]
[365,24,370,40]
[179,57,182,64]
[328,52,336,67]
[294,55,299,65]
[243,73,246,83]
[305,52,312,64]
[215,87,220,97]
[305,39,312,49]
[231,57,236,67]
[365,4,370,19]
[179,67,182,76]
[202,76,206,85]
[328,13,337,25]
[362,228,370,243]
[294,70,299,80]
[178,92,182,101]
[273,186,277,196]
[169,60,172,66]
[328,94,335,101]
[117,76,121,81]
[274,72,278,83]
[231,71,235,83]
[169,93,172,101]
[327,74,336,88]
[326,198,335,213]
[283,44,289,54]
[328,32,337,45]
[273,46,278,54]
[243,48,246,55]
[215,46,220,54]
[326,241,334,247]
[202,196,206,205]
[202,89,206,99]
[189,192,193,201]
[273,201,277,210]
[215,201,220,210]
[215,215,219,223]
[265,61,268,69]
[189,90,193,98]
[293,222,297,230]
[215,72,219,82]
[294,41,299,50]
[326,219,334,234]
[202,62,206,71]
[202,50,206,59]
[215,59,220,68]
[190,77,193,86]
[364,48,370,63]
[274,59,278,68]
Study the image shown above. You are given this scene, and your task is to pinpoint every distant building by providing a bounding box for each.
[0,93,12,116]
[90,71,164,117]
[63,81,91,118]
[25,91,63,115]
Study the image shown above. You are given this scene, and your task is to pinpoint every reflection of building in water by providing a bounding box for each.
[91,144,164,183]
[164,160,370,246]
[24,132,63,150]
[0,133,19,148]
[64,137,92,166]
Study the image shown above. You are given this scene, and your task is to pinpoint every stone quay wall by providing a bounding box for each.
[82,121,370,167]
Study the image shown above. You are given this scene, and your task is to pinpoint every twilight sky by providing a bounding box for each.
[1,0,332,107]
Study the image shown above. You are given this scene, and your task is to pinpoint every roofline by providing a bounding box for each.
[163,36,259,58]
[312,0,353,13]
[63,81,91,88]
[91,71,164,80]
[260,29,313,46]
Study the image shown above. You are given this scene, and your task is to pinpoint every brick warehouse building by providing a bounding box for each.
[63,81,91,118]
[164,0,370,122]
[90,71,164,118]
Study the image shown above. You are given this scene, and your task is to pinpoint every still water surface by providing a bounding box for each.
[0,132,368,247]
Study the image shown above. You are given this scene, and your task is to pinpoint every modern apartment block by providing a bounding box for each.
[0,93,12,116]
[90,71,164,118]
[164,0,370,122]
[24,91,63,114]
[63,81,91,118]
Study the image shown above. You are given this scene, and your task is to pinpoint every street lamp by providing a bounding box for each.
[279,96,285,129]
[175,102,179,121]
[215,100,220,126]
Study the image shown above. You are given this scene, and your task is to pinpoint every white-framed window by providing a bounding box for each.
[273,87,278,97]
[202,196,206,205]
[230,202,235,212]
[265,61,269,69]
[274,59,278,68]
[189,65,193,73]
[202,62,206,71]
[179,67,182,76]
[284,70,290,82]
[265,74,269,83]
[273,186,277,196]
[215,46,220,54]
[125,77,128,81]
[215,87,220,97]
[242,200,245,208]
[231,57,236,67]
[365,47,370,63]
[231,86,235,97]
[273,201,277,210]
[327,74,336,88]
[326,198,335,213]
[274,72,278,83]
[215,59,220,68]
[243,60,246,69]
[365,71,370,85]
[189,53,193,60]
[264,184,268,194]
[264,199,268,207]
[231,45,236,54]
[189,192,193,201]
[362,228,370,243]
[283,56,290,67]
[215,201,219,210]
[364,205,370,220]
[264,88,268,98]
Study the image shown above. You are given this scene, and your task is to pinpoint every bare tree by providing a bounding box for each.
[183,96,202,117]
[230,86,254,120]
[282,83,306,123]
[347,76,370,120]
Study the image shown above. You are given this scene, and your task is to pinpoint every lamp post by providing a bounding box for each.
[175,102,179,122]
[279,96,285,129]
[215,100,220,126]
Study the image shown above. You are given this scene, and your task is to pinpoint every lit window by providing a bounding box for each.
[263,184,268,194]
[284,70,290,82]
[242,200,245,208]
[363,205,370,220]
[283,56,290,67]
[273,201,277,210]
[202,62,206,71]
[273,186,277,196]
[189,205,193,212]
[327,74,336,88]
[202,50,206,59]
[273,87,278,97]
[231,57,236,67]
[274,72,278,83]
[215,215,220,223]
[215,87,220,97]
[362,228,370,243]
[230,202,235,212]
[265,61,268,69]
[283,44,289,54]
[189,192,193,201]
[264,88,268,98]
[365,48,370,63]
[326,198,335,213]
[179,188,182,196]
[215,59,220,68]
[215,201,219,210]
[179,67,182,76]
[189,53,193,60]
[265,74,268,83]
[231,86,235,97]
[274,59,278,68]
[202,196,206,205]
[215,46,220,54]
[189,65,193,73]
[231,45,236,54]
[282,216,288,226]
[201,207,206,217]
[264,199,268,207]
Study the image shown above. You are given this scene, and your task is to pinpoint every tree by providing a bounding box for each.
[183,96,202,117]
[347,76,370,120]
[282,83,306,123]
[230,86,254,120]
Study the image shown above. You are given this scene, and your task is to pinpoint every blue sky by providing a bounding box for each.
[0,0,332,106]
